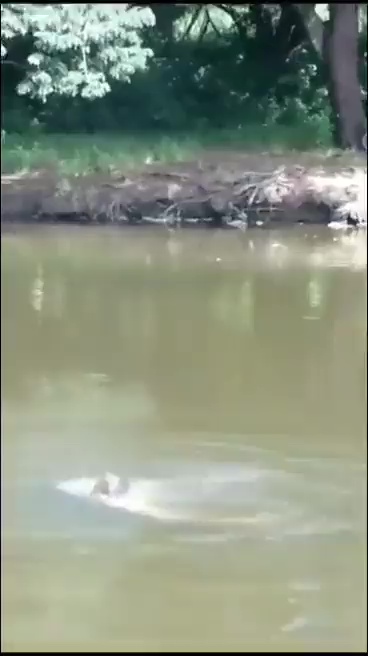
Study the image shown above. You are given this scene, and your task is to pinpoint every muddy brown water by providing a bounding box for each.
[1,225,367,652]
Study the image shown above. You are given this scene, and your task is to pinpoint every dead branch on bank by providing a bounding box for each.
[1,155,366,229]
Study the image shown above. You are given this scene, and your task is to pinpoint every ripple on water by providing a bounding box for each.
[50,451,364,544]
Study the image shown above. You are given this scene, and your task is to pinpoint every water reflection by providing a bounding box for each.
[1,226,366,652]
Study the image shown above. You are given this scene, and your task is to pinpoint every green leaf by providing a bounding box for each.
[2,3,155,99]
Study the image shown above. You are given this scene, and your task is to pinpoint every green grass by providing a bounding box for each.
[1,122,334,176]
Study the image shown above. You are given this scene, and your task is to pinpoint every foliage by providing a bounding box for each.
[1,3,155,100]
[0,3,366,144]
[1,3,28,57]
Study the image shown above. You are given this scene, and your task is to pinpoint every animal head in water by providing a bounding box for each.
[92,477,110,496]
[90,473,127,498]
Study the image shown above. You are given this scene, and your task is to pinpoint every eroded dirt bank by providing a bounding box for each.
[1,152,366,229]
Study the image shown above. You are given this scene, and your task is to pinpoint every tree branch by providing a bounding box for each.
[294,3,324,58]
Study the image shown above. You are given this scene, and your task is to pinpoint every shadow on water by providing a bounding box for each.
[1,226,367,652]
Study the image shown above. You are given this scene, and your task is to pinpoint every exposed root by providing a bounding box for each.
[1,154,366,229]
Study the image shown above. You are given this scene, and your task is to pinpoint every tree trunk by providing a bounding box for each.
[322,24,341,147]
[325,4,366,150]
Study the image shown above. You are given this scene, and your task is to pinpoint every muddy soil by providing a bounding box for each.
[1,151,366,229]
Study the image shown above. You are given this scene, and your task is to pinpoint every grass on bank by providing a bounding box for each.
[1,122,336,176]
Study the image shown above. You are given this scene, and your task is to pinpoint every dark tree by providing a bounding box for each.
[324,3,366,150]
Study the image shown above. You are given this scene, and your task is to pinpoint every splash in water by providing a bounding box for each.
[56,471,274,526]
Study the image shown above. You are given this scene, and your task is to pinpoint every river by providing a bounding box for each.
[1,225,367,652]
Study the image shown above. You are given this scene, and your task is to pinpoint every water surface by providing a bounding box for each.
[1,226,367,652]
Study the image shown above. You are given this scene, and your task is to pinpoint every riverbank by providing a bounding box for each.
[1,150,366,229]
